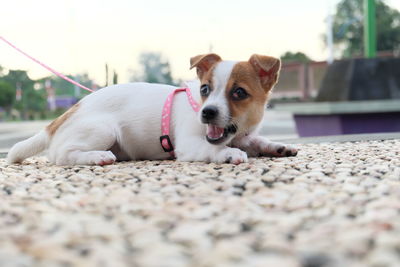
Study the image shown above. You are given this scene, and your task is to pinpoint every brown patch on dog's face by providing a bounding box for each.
[190,53,222,80]
[190,53,223,105]
[225,55,281,132]
[198,65,217,103]
[46,103,80,136]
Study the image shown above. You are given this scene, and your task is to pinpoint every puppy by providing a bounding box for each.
[7,53,297,165]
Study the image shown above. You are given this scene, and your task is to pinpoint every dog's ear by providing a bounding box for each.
[190,53,222,79]
[249,54,281,91]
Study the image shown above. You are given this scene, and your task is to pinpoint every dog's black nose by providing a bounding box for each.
[202,106,219,121]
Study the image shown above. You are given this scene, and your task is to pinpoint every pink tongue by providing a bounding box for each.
[207,125,225,139]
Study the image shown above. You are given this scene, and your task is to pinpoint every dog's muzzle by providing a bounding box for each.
[200,105,237,144]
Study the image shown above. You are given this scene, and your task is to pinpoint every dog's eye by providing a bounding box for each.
[200,84,211,96]
[231,87,249,101]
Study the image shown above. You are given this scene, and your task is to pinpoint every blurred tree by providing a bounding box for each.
[20,86,47,116]
[105,63,109,87]
[331,0,400,57]
[0,68,95,119]
[2,70,46,119]
[2,70,32,90]
[113,70,118,84]
[131,52,175,85]
[37,73,92,98]
[0,81,14,111]
[281,51,311,63]
[75,73,94,96]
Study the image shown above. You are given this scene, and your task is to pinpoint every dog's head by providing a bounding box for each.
[190,53,280,145]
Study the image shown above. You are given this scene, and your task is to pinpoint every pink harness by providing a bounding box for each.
[160,88,200,157]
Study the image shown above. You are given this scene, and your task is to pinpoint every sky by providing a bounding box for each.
[1,0,400,86]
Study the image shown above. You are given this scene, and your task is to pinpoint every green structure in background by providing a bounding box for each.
[364,0,376,58]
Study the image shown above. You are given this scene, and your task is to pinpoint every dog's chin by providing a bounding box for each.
[205,124,237,145]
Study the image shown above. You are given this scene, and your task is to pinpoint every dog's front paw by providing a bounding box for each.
[91,151,117,166]
[260,142,298,157]
[216,147,248,165]
[274,144,298,157]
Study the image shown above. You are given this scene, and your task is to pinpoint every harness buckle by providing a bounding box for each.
[160,135,174,152]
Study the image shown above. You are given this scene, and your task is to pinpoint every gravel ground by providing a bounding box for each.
[0,140,400,267]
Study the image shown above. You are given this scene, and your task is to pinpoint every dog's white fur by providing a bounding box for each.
[7,56,297,166]
[202,61,236,128]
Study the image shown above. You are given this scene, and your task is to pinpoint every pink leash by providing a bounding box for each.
[0,36,94,93]
[160,88,200,157]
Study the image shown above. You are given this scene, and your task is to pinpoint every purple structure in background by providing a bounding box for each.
[54,97,78,109]
[295,112,400,137]
[276,100,400,137]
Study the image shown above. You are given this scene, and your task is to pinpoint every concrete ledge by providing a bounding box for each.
[277,132,400,144]
[275,100,400,115]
